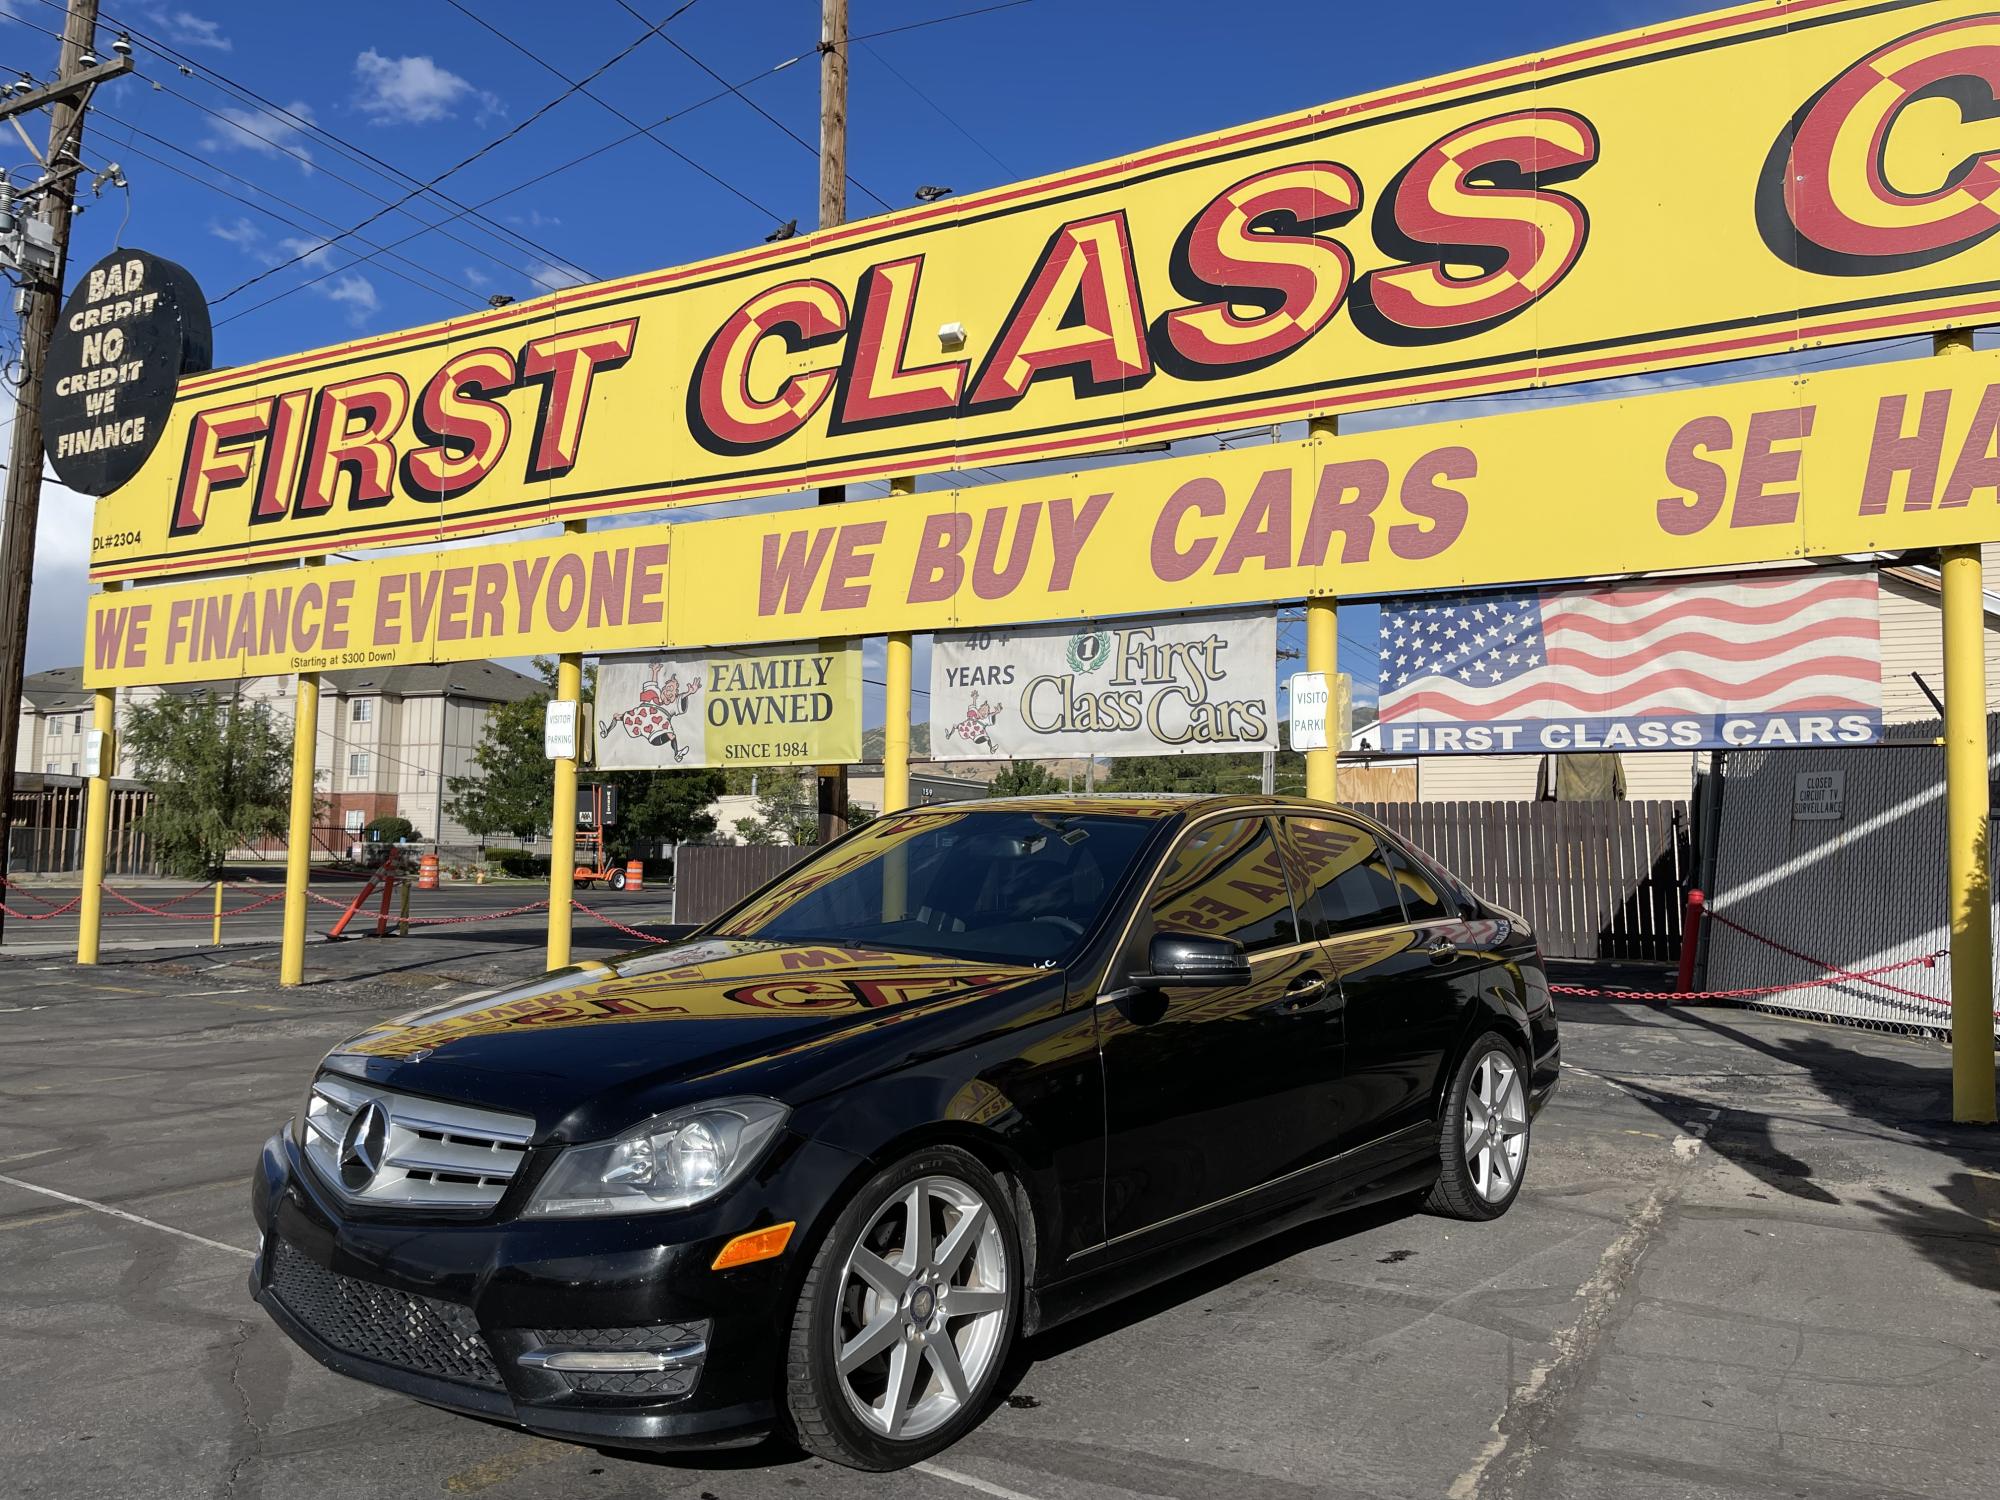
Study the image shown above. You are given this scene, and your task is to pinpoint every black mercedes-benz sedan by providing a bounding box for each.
[249,794,1559,1470]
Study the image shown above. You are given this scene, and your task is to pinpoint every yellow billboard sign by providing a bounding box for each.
[88,0,2000,583]
[84,346,2000,687]
[594,646,861,769]
[670,346,2000,642]
[86,528,669,684]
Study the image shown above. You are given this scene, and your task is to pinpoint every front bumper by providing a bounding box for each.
[248,1126,853,1451]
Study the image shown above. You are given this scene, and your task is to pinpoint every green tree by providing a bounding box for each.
[733,772,820,845]
[603,765,724,850]
[446,689,553,839]
[121,691,295,877]
[987,760,1062,797]
[365,814,420,844]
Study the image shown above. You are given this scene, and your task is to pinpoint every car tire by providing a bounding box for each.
[784,1145,1022,1470]
[609,869,627,891]
[1425,1031,1531,1222]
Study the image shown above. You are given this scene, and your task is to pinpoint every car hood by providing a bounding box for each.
[321,936,1046,1137]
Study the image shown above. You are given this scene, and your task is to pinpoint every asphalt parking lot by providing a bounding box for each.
[3,944,1997,1500]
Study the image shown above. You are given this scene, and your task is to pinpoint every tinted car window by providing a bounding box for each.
[1385,843,1454,922]
[713,810,1158,964]
[1140,817,1300,957]
[1281,817,1406,936]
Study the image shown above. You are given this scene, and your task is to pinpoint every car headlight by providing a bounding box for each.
[523,1097,790,1218]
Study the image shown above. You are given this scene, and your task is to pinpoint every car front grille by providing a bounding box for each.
[301,1073,533,1213]
[269,1239,501,1389]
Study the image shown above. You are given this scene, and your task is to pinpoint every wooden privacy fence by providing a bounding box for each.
[1352,799,1693,962]
[675,799,1693,961]
[672,843,811,924]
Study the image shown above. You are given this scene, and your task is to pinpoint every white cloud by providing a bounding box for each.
[163,9,231,51]
[463,264,491,288]
[525,261,592,292]
[199,100,315,171]
[353,50,499,126]
[207,215,262,251]
[324,273,380,322]
[507,208,561,230]
[276,234,335,271]
[135,5,233,52]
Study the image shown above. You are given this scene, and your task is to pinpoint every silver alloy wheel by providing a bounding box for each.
[1464,1049,1529,1203]
[834,1174,1010,1442]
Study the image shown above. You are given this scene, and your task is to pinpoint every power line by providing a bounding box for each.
[97,110,488,311]
[205,47,835,329]
[441,0,785,226]
[209,15,702,307]
[18,0,598,284]
[858,38,1016,178]
[847,1,1041,45]
[609,0,893,215]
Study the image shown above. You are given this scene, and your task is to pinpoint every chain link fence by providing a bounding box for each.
[1704,715,1998,1038]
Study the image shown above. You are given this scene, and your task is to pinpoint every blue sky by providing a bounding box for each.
[4,0,1937,724]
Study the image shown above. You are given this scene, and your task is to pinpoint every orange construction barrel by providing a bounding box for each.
[624,860,644,892]
[418,853,440,891]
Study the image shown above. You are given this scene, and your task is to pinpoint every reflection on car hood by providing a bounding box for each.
[324,937,1043,1129]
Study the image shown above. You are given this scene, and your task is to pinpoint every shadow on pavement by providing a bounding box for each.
[1588,999,2000,1302]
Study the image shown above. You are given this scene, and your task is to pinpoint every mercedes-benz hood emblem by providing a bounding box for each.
[337,1100,389,1190]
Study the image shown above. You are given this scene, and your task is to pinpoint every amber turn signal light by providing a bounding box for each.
[711,1221,796,1270]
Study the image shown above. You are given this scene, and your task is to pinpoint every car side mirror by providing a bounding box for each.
[1130,931,1249,990]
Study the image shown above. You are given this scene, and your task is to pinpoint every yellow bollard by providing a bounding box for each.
[212,879,223,947]
[1303,416,1340,805]
[1304,597,1338,803]
[278,666,320,986]
[547,650,583,971]
[76,682,115,965]
[884,632,912,814]
[1942,539,1997,1123]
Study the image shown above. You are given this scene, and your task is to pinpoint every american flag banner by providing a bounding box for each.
[1375,568,1881,756]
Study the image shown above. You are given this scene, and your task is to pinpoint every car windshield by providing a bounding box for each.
[712,809,1161,965]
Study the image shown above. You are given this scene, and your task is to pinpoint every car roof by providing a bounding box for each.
[914,792,1351,818]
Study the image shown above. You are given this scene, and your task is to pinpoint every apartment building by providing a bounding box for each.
[15,661,542,848]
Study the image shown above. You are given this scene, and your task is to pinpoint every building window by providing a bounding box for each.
[348,752,371,776]
[351,699,373,723]
[344,809,365,833]
[73,714,83,733]
[43,762,57,773]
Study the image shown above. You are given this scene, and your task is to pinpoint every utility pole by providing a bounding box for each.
[815,0,849,844]
[0,0,126,941]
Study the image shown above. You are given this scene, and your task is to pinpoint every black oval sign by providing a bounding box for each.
[40,249,212,496]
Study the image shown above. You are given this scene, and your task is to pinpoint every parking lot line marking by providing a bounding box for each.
[0,1172,254,1259]
[915,1461,1046,1500]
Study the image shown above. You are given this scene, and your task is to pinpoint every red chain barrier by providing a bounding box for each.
[571,898,676,944]
[399,899,552,928]
[1549,948,1948,1003]
[0,893,82,921]
[99,885,287,920]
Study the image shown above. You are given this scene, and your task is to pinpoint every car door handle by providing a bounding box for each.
[1278,974,1332,1012]
[1423,937,1457,964]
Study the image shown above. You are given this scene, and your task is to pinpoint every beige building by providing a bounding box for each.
[1388,559,1998,802]
[16,661,542,850]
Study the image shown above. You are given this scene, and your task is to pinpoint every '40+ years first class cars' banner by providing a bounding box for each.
[85,0,2000,583]
[930,612,1277,760]
[593,645,862,770]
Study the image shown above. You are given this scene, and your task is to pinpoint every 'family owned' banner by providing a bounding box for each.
[594,645,861,769]
[931,612,1276,760]
[1375,569,1882,754]
[89,0,2000,582]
